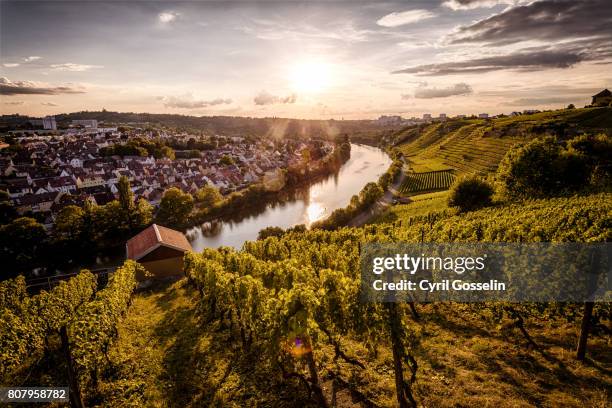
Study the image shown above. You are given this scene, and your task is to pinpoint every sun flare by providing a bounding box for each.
[289,61,333,93]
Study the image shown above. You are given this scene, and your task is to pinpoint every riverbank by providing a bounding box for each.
[186,141,351,229]
[186,144,391,249]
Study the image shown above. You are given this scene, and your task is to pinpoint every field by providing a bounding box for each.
[399,170,455,194]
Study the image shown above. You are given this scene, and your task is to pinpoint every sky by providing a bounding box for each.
[1,0,611,119]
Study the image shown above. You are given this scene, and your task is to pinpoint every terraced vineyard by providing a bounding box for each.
[397,108,612,177]
[400,169,455,194]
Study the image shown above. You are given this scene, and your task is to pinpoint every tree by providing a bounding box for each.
[116,176,151,232]
[195,185,222,208]
[118,176,135,216]
[567,104,575,109]
[156,188,194,228]
[219,155,234,166]
[257,226,284,240]
[0,191,17,225]
[447,176,494,212]
[0,217,47,277]
[53,205,85,242]
[358,182,384,208]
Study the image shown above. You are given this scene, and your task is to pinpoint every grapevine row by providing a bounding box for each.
[400,170,455,194]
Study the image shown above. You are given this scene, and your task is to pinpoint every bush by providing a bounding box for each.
[447,176,494,212]
[498,135,609,198]
[257,226,284,240]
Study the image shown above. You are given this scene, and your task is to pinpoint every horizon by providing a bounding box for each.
[1,0,611,119]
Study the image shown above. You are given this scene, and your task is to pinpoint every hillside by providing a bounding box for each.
[94,193,612,407]
[396,107,612,180]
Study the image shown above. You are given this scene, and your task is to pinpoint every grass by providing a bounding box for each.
[100,279,315,407]
[100,280,612,407]
[373,193,450,223]
[405,157,452,172]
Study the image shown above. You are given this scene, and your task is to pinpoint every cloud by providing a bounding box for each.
[0,77,85,95]
[442,0,528,10]
[23,56,41,62]
[376,10,436,27]
[253,91,298,105]
[243,19,373,43]
[446,0,612,46]
[41,102,59,107]
[3,63,20,68]
[3,101,25,105]
[159,11,179,24]
[160,94,232,109]
[393,49,586,75]
[409,83,473,98]
[50,63,103,72]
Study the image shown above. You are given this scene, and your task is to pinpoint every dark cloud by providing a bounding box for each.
[0,77,85,95]
[41,102,59,107]
[3,101,25,105]
[253,91,297,105]
[442,0,528,10]
[393,49,585,76]
[161,95,232,109]
[408,83,473,98]
[446,0,612,46]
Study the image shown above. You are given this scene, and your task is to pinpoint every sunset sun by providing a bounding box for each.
[289,61,333,93]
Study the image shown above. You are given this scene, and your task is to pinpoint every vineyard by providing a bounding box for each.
[399,170,455,194]
[88,193,612,407]
[396,107,612,177]
[0,261,142,406]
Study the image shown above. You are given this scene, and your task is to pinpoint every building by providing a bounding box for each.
[439,113,447,120]
[71,119,98,129]
[591,89,612,106]
[423,113,432,120]
[377,115,403,125]
[478,113,489,119]
[126,224,193,280]
[43,116,57,130]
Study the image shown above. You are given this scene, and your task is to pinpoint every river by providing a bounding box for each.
[185,144,391,250]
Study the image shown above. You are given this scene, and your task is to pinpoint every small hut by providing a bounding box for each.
[591,89,612,106]
[126,224,192,280]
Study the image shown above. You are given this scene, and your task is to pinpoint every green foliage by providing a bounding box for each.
[219,155,234,166]
[0,270,97,378]
[497,135,610,198]
[400,170,455,194]
[69,261,141,388]
[99,138,175,159]
[0,217,47,277]
[156,188,194,228]
[447,176,494,212]
[257,226,285,240]
[195,185,222,208]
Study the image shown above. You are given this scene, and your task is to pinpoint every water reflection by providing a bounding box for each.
[186,144,391,249]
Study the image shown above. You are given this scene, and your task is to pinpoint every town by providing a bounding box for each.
[0,117,335,229]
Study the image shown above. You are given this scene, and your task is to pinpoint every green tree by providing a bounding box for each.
[447,176,494,212]
[0,217,47,277]
[0,191,17,225]
[156,188,194,227]
[196,185,223,208]
[53,205,85,242]
[358,182,384,208]
[219,155,234,166]
[118,176,135,217]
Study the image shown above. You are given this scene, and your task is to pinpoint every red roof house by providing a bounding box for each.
[126,224,192,280]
